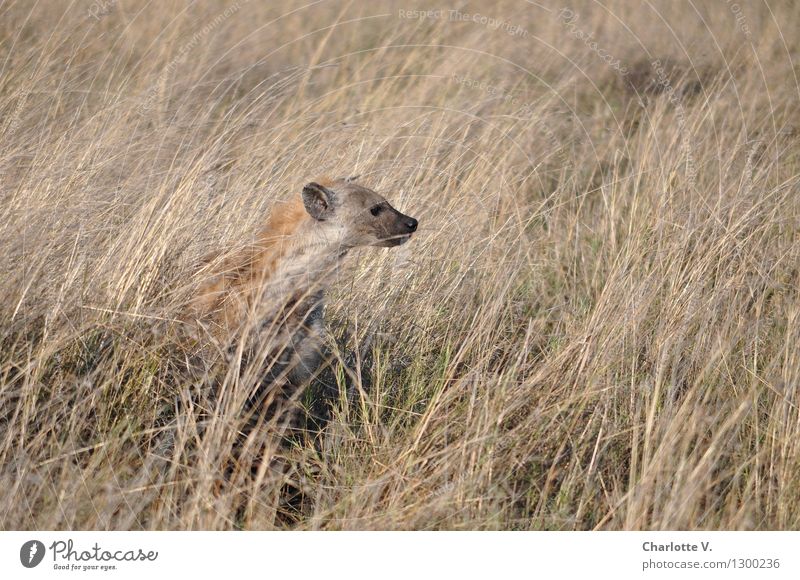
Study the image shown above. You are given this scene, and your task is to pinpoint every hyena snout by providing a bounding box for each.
[384,207,418,246]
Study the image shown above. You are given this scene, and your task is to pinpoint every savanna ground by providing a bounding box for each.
[1,0,799,530]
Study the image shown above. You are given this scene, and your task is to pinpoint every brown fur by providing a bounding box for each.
[188,196,310,337]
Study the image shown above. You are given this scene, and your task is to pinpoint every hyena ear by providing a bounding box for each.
[302,182,336,220]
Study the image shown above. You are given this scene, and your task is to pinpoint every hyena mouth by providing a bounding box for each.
[385,233,412,247]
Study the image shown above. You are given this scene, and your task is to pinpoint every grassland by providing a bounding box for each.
[1,0,799,530]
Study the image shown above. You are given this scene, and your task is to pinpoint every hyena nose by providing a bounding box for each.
[405,217,418,232]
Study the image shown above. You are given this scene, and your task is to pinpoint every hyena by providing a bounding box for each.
[186,176,418,428]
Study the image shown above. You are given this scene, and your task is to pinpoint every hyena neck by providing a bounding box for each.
[188,198,349,334]
[257,208,349,306]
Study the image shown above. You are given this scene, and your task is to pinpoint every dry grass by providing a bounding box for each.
[1,0,799,530]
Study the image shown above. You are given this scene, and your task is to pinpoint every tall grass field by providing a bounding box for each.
[1,0,799,530]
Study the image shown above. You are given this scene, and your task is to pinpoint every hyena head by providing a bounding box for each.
[301,177,418,249]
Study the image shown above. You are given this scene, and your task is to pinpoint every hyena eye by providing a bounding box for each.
[370,204,383,216]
